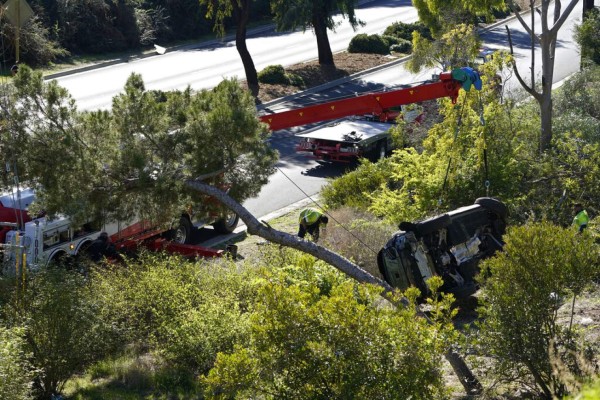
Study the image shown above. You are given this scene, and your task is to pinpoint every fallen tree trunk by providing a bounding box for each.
[186,179,483,395]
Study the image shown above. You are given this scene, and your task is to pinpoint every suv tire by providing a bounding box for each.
[475,197,508,220]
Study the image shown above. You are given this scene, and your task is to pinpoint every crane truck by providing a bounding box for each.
[1,187,238,271]
[259,68,481,163]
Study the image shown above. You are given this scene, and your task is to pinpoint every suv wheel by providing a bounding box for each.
[475,197,508,220]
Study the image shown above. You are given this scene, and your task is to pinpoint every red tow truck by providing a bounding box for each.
[1,188,230,271]
[259,69,478,162]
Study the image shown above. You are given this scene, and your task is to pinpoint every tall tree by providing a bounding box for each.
[270,0,362,67]
[201,0,260,97]
[504,0,580,151]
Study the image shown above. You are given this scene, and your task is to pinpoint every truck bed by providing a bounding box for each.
[296,120,393,144]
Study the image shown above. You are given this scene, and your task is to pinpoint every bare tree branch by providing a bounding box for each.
[505,26,541,100]
[506,0,541,44]
[550,0,579,34]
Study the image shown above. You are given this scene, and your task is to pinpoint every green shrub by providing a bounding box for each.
[204,266,453,399]
[348,33,390,55]
[0,326,34,400]
[576,9,600,65]
[321,158,395,211]
[2,268,120,399]
[382,34,400,47]
[258,64,304,87]
[286,72,305,88]
[258,64,288,84]
[383,21,432,41]
[89,254,256,374]
[390,38,413,53]
[476,222,600,398]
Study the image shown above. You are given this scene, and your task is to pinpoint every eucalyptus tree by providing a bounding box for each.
[504,0,580,151]
[413,0,581,151]
[270,0,362,66]
[200,0,260,97]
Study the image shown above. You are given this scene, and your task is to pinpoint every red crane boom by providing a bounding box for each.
[259,71,462,131]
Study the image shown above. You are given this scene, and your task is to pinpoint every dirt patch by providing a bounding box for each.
[255,52,400,103]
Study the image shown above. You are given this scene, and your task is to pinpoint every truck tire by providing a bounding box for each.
[213,212,239,234]
[475,197,508,220]
[415,214,451,236]
[173,216,193,244]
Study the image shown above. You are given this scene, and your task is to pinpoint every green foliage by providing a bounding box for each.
[383,21,432,41]
[575,9,600,65]
[2,268,120,399]
[0,326,35,400]
[271,0,361,33]
[0,66,277,228]
[412,0,506,36]
[348,33,390,55]
[88,254,256,375]
[258,65,288,85]
[258,64,304,87]
[390,39,413,54]
[321,158,395,210]
[475,222,600,398]
[0,15,69,66]
[203,261,454,399]
[406,23,482,73]
[567,377,600,399]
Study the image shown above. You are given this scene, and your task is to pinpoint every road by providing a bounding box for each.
[244,2,583,221]
[54,0,419,111]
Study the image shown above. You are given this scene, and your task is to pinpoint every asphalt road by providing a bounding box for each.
[53,0,419,111]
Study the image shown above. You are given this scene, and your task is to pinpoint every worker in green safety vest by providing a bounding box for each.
[298,207,328,242]
[572,203,589,233]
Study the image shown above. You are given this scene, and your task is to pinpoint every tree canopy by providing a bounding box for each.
[0,66,277,227]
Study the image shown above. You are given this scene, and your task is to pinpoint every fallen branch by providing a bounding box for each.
[185,178,483,395]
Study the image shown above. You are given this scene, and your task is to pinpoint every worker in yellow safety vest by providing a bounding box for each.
[573,203,589,233]
[298,208,328,242]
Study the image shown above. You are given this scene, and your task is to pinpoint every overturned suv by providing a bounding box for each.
[377,198,507,298]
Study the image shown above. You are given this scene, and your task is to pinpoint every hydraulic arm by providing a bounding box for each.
[259,68,481,131]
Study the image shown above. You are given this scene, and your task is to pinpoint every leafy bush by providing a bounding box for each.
[258,64,288,84]
[348,33,389,55]
[2,268,120,399]
[204,263,454,399]
[89,254,256,374]
[0,15,69,66]
[0,326,34,400]
[321,158,395,210]
[383,21,432,41]
[390,38,413,53]
[576,9,600,65]
[475,222,600,398]
[258,64,304,87]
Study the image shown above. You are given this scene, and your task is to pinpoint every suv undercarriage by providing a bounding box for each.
[377,198,507,298]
